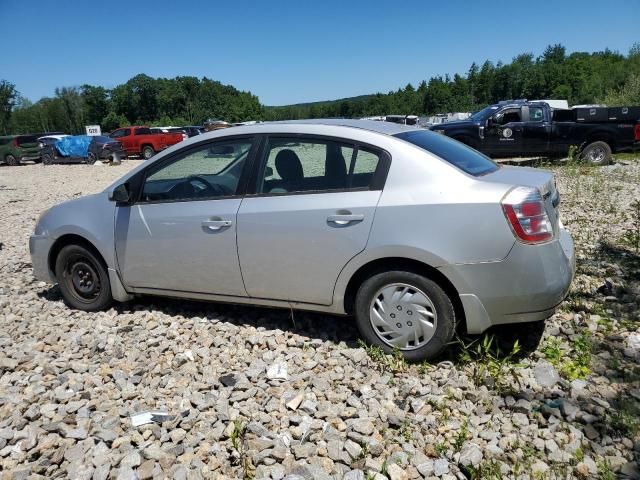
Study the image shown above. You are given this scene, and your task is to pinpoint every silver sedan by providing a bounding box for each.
[30,119,575,361]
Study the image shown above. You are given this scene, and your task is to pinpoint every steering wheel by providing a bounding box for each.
[186,175,233,197]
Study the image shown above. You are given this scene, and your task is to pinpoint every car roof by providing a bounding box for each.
[271,118,421,136]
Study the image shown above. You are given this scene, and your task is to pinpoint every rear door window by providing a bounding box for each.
[256,136,384,194]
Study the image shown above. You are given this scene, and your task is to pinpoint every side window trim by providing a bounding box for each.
[245,133,390,197]
[133,135,258,205]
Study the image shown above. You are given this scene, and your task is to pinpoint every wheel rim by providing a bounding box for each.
[369,282,437,350]
[143,148,152,159]
[587,146,605,163]
[63,254,101,302]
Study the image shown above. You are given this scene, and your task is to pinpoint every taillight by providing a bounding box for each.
[13,137,19,147]
[501,186,553,244]
[634,124,640,141]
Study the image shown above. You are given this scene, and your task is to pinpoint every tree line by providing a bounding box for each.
[1,43,639,135]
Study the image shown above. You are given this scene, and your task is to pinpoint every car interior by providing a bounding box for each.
[141,143,251,202]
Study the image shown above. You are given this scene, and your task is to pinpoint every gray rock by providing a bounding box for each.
[458,442,483,467]
[533,360,560,387]
[343,470,365,480]
[433,458,449,476]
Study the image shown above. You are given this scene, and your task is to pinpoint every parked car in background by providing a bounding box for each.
[40,135,125,165]
[30,119,575,361]
[430,100,640,165]
[181,126,204,137]
[109,126,183,159]
[0,134,43,165]
[38,134,70,149]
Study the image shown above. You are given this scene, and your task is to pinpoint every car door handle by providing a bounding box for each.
[202,219,233,231]
[327,213,365,226]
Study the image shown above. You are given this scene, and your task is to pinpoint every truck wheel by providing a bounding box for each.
[142,145,155,160]
[580,141,611,166]
[42,153,54,165]
[5,154,19,166]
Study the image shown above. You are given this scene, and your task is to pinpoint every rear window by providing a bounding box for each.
[394,130,499,176]
[16,135,38,146]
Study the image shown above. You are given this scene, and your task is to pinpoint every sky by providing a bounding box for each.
[1,0,638,106]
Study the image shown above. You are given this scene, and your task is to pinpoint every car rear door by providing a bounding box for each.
[520,106,551,154]
[115,136,257,296]
[236,135,388,305]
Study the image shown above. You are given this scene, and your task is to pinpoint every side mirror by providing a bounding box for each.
[487,117,494,127]
[108,183,131,203]
[264,166,274,177]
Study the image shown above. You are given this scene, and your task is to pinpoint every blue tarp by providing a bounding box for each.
[55,135,92,157]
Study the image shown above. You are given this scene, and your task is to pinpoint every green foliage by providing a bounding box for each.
[4,74,263,134]
[607,396,640,437]
[357,340,407,373]
[621,200,640,252]
[2,42,640,133]
[458,335,523,394]
[467,459,504,479]
[542,334,592,381]
[265,43,640,119]
[453,418,469,452]
[603,73,640,106]
[0,79,18,135]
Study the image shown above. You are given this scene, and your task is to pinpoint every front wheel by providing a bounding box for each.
[580,141,611,166]
[87,152,97,165]
[354,271,456,362]
[54,244,112,311]
[5,154,19,166]
[141,145,155,160]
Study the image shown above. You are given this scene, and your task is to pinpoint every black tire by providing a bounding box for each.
[354,271,456,362]
[580,141,611,166]
[87,152,97,165]
[42,153,54,166]
[5,154,19,166]
[54,244,112,311]
[142,145,155,160]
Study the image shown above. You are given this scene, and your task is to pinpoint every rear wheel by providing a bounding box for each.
[580,141,611,166]
[54,244,112,311]
[5,154,19,166]
[142,145,155,160]
[42,153,54,165]
[87,152,97,165]
[354,271,456,362]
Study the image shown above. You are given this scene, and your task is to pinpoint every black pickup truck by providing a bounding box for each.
[430,100,640,165]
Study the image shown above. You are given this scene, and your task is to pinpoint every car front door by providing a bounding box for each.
[115,137,256,296]
[237,135,387,305]
[484,107,524,156]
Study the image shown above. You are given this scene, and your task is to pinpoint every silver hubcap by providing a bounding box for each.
[588,147,605,163]
[369,283,437,350]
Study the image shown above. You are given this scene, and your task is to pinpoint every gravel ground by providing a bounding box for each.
[0,159,639,480]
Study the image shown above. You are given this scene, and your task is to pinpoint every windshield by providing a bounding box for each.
[394,130,499,176]
[468,105,499,122]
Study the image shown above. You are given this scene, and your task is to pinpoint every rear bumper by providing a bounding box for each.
[440,227,575,334]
